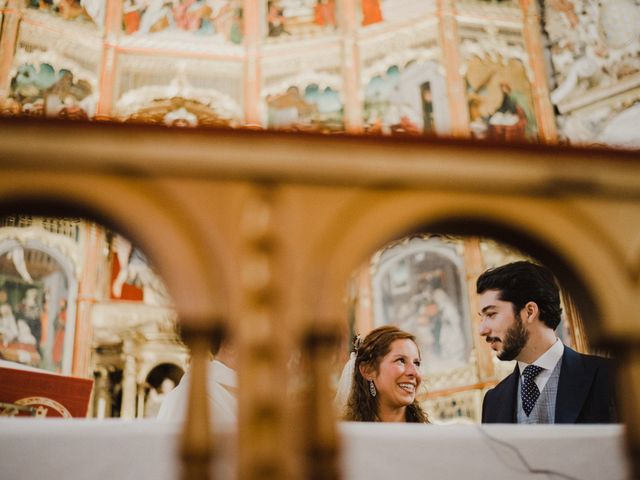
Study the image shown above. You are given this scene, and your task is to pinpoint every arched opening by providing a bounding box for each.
[306,194,623,424]
[0,180,227,421]
[339,231,597,424]
[143,363,185,419]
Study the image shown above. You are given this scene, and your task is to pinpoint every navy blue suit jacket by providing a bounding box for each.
[482,346,617,423]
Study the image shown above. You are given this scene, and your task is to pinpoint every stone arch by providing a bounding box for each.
[142,362,186,389]
[307,189,632,347]
[0,170,230,329]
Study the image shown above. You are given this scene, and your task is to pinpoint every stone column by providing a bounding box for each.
[0,0,22,98]
[436,0,470,138]
[73,223,107,377]
[341,0,363,133]
[96,0,123,118]
[120,338,137,420]
[93,366,111,419]
[137,383,146,418]
[463,237,494,380]
[243,0,262,125]
[520,0,558,143]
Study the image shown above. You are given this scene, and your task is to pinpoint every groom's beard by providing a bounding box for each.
[486,313,529,361]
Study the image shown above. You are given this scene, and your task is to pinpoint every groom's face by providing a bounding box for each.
[478,289,529,361]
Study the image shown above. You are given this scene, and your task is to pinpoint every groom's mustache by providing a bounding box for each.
[486,336,501,343]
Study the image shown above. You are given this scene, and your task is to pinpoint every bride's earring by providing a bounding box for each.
[369,380,377,397]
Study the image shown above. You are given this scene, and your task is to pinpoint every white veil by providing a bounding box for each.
[334,352,356,416]
[334,335,362,416]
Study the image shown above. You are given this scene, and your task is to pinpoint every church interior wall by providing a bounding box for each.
[0,1,639,478]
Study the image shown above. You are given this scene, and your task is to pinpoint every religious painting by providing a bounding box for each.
[122,0,243,44]
[363,61,450,135]
[0,244,76,374]
[25,0,103,27]
[9,61,94,119]
[266,83,344,131]
[372,237,472,375]
[267,0,337,39]
[465,56,538,142]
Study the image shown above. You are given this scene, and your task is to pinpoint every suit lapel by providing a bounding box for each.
[494,365,519,423]
[555,347,594,423]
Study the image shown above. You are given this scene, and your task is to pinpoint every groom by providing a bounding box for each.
[476,261,617,423]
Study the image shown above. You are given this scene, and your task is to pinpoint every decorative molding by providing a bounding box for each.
[261,71,342,98]
[11,48,99,91]
[115,84,243,120]
[460,28,531,81]
[117,34,244,57]
[361,47,441,85]
[456,0,521,20]
[555,72,640,115]
[358,18,440,60]
[544,0,640,104]
[91,301,178,341]
[0,225,82,280]
[262,42,342,79]
[21,8,101,34]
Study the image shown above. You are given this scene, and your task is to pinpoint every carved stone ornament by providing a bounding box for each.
[545,0,640,103]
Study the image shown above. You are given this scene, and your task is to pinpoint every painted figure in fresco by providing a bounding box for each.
[138,0,176,34]
[10,64,92,119]
[0,290,18,346]
[125,0,241,42]
[123,0,143,34]
[267,0,289,37]
[80,0,105,26]
[432,288,465,362]
[314,0,336,27]
[52,298,67,368]
[16,319,37,345]
[420,81,434,134]
[488,82,528,142]
[18,288,42,351]
[267,86,317,128]
[145,377,176,418]
[210,0,242,43]
[478,261,617,424]
[173,0,214,33]
[361,0,383,26]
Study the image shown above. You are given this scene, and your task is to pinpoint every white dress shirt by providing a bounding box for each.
[517,338,564,393]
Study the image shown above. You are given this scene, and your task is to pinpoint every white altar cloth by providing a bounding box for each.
[0,419,630,480]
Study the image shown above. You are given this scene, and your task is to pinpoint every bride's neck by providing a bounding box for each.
[377,406,406,423]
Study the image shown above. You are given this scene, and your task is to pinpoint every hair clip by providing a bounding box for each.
[352,333,363,353]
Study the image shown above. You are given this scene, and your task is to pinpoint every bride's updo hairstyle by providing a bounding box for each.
[344,325,429,423]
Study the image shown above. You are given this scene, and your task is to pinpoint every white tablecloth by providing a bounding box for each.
[0,419,630,480]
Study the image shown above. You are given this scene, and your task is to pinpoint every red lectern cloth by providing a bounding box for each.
[0,365,93,418]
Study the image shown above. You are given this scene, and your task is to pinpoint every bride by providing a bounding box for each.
[336,325,429,423]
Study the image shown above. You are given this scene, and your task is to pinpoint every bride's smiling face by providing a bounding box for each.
[371,339,422,410]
